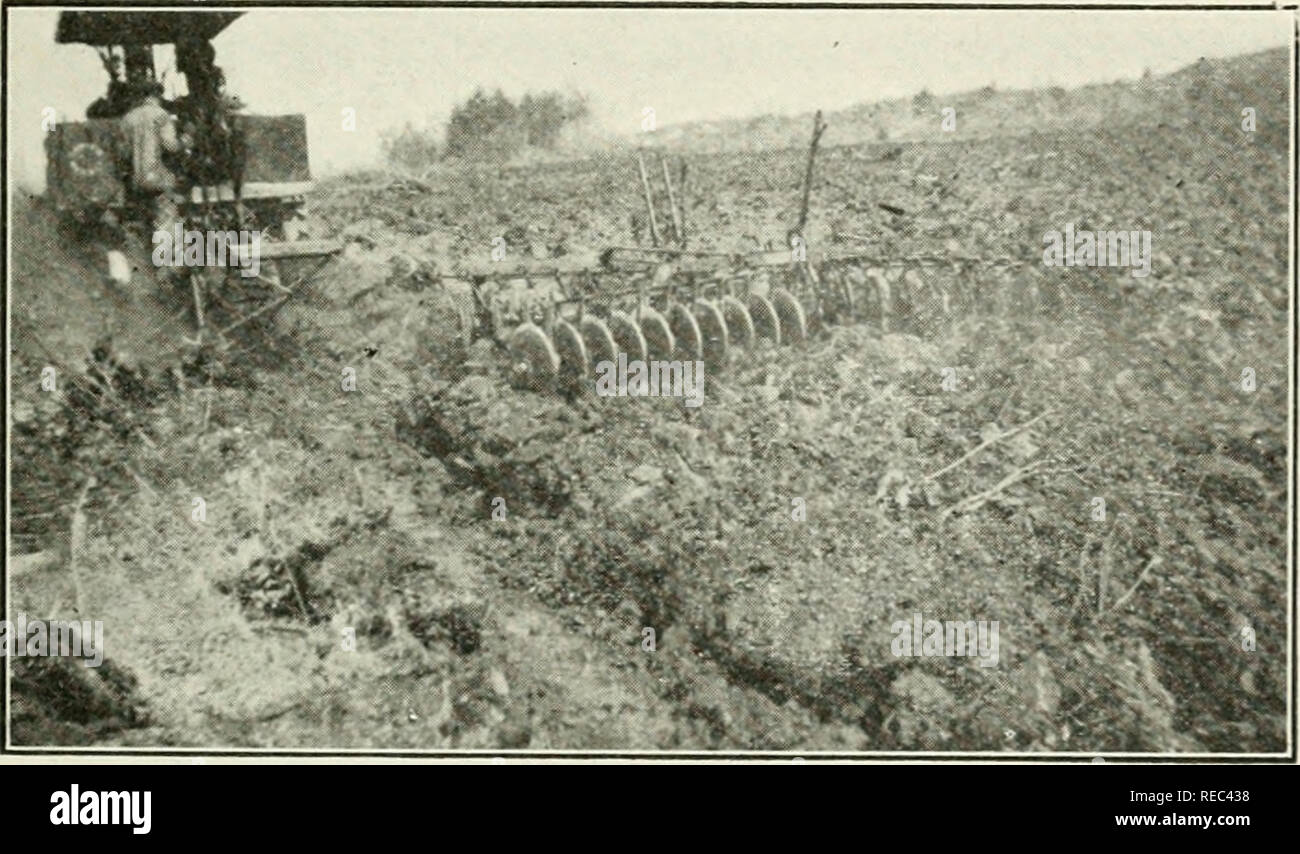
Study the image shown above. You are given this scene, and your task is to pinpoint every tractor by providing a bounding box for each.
[44,10,338,332]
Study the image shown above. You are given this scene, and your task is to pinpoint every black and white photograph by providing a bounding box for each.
[4,1,1295,761]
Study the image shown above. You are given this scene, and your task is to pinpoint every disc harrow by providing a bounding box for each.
[452,111,1044,395]
[479,246,1039,394]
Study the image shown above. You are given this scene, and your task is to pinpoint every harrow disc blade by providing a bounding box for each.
[608,310,649,363]
[553,318,589,388]
[721,295,755,350]
[865,268,892,332]
[667,302,704,361]
[770,288,807,343]
[507,321,560,390]
[693,299,729,366]
[903,269,931,323]
[822,265,854,324]
[638,306,676,360]
[580,315,618,370]
[839,266,858,322]
[747,293,781,346]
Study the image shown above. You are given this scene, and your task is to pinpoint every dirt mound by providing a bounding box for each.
[9,191,193,372]
[11,655,146,746]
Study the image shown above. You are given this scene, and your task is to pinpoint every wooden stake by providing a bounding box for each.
[660,154,684,247]
[797,111,828,236]
[676,159,689,248]
[637,150,662,248]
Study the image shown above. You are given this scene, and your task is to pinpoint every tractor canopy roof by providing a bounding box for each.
[56,11,244,46]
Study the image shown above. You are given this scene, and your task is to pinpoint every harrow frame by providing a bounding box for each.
[466,245,1040,392]
[434,111,1042,392]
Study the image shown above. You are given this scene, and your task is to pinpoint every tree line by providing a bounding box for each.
[381,88,590,169]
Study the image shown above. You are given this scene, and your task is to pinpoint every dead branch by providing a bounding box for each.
[1068,533,1094,620]
[68,476,96,616]
[924,409,1053,482]
[220,292,293,336]
[1107,556,1163,617]
[940,461,1045,520]
[11,550,60,578]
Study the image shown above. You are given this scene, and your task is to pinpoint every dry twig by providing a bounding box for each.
[924,408,1052,482]
[1107,556,1163,617]
[940,461,1046,520]
[68,476,96,616]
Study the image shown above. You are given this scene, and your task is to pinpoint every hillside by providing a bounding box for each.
[651,48,1287,153]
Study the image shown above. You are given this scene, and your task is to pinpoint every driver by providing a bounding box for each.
[120,81,182,239]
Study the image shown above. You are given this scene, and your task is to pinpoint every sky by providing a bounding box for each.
[6,6,1292,189]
